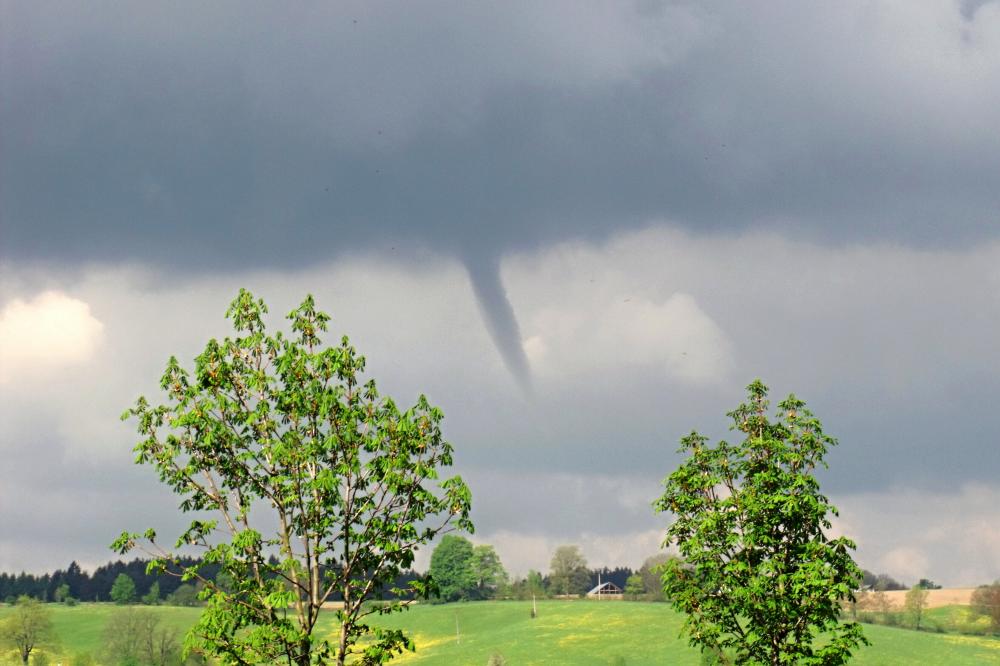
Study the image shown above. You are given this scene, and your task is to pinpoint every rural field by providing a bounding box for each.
[3,601,998,665]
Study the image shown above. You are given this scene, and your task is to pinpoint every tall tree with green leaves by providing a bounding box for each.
[115,290,473,666]
[548,545,590,596]
[655,380,867,665]
[0,596,57,664]
[428,535,476,601]
[471,545,508,599]
[110,573,137,605]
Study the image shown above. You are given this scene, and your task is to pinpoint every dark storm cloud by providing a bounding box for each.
[4,0,1000,267]
[3,1,1000,386]
[5,0,1000,386]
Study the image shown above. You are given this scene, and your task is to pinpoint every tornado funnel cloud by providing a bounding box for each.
[464,255,533,394]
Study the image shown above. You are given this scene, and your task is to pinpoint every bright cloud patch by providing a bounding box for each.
[505,232,739,387]
[0,291,104,382]
[519,289,732,386]
[836,484,1000,587]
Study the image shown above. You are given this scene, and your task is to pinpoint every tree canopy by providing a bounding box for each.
[655,380,867,665]
[110,573,136,605]
[471,545,508,599]
[429,536,477,602]
[548,545,590,596]
[116,290,472,665]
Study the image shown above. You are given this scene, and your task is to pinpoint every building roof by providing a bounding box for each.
[587,581,623,595]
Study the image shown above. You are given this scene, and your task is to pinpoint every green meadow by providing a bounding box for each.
[3,601,998,665]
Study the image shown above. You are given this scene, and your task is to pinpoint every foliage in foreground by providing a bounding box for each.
[0,596,57,664]
[115,290,472,665]
[656,380,867,665]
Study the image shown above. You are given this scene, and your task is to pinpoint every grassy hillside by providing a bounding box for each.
[3,601,998,665]
[0,603,202,663]
[344,601,1000,665]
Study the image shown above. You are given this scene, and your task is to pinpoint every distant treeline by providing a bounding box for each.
[1,559,907,604]
[0,559,219,602]
[0,559,423,604]
[586,567,633,591]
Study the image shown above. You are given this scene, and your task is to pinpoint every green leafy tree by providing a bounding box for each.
[111,574,137,605]
[165,584,199,608]
[904,585,929,630]
[0,596,57,664]
[655,380,867,665]
[142,581,161,606]
[526,570,545,597]
[970,580,1000,632]
[53,584,70,604]
[548,545,590,596]
[638,554,675,602]
[471,545,508,599]
[429,536,476,601]
[624,574,645,600]
[115,290,473,666]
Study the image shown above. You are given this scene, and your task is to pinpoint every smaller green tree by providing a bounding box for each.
[638,554,675,602]
[142,581,161,606]
[165,584,199,607]
[0,596,57,664]
[624,574,644,600]
[471,545,508,600]
[656,380,867,665]
[429,536,476,602]
[110,574,137,605]
[526,570,545,598]
[970,580,1000,632]
[53,584,71,604]
[548,545,590,597]
[904,585,929,630]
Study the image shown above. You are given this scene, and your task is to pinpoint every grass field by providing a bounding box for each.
[2,601,998,665]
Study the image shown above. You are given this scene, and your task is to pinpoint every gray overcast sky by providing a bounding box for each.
[1,1,999,585]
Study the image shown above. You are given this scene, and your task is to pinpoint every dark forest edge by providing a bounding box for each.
[0,557,921,607]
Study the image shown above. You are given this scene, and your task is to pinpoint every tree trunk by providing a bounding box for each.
[338,614,352,666]
[296,636,312,666]
[337,600,351,666]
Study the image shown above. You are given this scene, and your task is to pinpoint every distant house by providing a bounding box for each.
[586,581,623,599]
